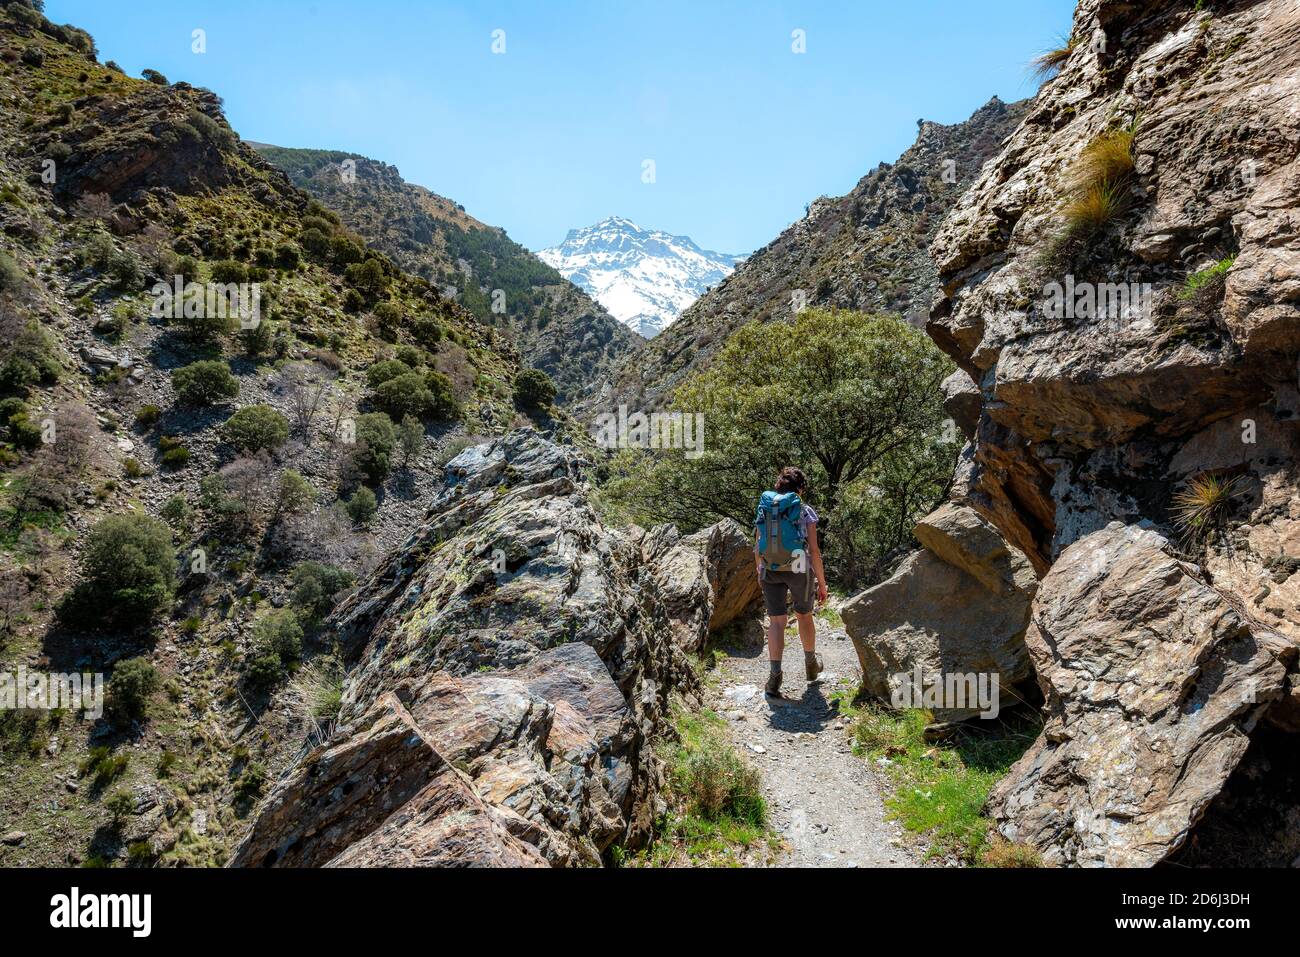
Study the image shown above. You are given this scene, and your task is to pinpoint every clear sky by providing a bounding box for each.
[46,0,1076,255]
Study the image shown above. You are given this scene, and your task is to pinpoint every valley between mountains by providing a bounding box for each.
[1,0,1299,871]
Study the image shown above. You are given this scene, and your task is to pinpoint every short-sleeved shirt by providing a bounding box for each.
[800,504,819,538]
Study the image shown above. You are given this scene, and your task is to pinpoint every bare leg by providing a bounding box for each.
[795,611,816,652]
[767,614,787,663]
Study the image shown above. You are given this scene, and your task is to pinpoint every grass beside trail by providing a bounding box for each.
[626,704,781,868]
[833,690,1042,866]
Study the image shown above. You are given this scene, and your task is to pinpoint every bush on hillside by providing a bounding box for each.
[171,360,239,406]
[222,404,288,453]
[59,514,176,629]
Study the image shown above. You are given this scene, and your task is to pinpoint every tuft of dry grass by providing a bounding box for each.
[1172,473,1243,547]
[1031,37,1077,81]
[1071,128,1136,192]
[1063,180,1132,233]
[980,835,1045,868]
[1061,125,1137,237]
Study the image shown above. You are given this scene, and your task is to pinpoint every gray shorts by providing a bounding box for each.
[761,568,815,617]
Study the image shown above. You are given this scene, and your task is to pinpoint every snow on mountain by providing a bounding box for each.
[537,216,744,338]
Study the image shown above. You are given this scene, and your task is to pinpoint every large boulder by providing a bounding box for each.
[646,519,761,652]
[841,503,1037,721]
[988,523,1288,867]
[233,432,704,867]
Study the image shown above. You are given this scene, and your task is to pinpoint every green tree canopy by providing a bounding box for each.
[603,309,958,586]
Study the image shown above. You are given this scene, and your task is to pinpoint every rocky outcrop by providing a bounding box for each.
[919,0,1300,864]
[988,524,1287,867]
[928,0,1300,570]
[841,503,1037,721]
[233,432,740,868]
[647,519,761,652]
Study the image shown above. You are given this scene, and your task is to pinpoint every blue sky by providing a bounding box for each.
[47,0,1075,255]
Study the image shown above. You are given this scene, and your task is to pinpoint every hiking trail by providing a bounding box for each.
[709,610,926,867]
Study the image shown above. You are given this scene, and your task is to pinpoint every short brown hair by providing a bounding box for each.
[774,467,806,494]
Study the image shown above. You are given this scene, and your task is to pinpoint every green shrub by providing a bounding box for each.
[107,250,144,291]
[172,360,239,406]
[245,609,303,689]
[289,562,355,624]
[160,494,193,530]
[274,243,300,270]
[372,372,437,421]
[276,469,316,515]
[59,514,176,628]
[0,322,61,394]
[108,657,160,723]
[365,359,411,389]
[0,248,25,293]
[513,368,557,409]
[411,316,444,348]
[141,68,168,85]
[135,404,162,428]
[252,608,303,663]
[349,412,396,485]
[222,404,288,453]
[160,444,190,469]
[345,486,377,526]
[80,746,130,787]
[298,228,330,259]
[104,789,135,825]
[209,260,248,284]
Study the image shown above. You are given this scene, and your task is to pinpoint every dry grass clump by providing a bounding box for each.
[1031,36,1078,81]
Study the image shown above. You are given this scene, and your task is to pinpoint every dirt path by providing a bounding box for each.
[709,613,924,867]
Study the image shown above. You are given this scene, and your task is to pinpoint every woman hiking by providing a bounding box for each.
[753,466,828,696]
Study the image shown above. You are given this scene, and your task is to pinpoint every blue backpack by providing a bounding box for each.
[755,491,807,572]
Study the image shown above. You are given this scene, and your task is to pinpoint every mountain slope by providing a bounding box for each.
[0,0,551,867]
[537,216,743,337]
[594,97,1031,412]
[252,146,639,403]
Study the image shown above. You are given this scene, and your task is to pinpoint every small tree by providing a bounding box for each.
[397,415,423,468]
[290,562,355,625]
[222,404,289,453]
[276,469,316,516]
[108,657,160,723]
[59,514,176,629]
[346,412,396,486]
[345,487,377,526]
[513,368,556,409]
[172,360,239,406]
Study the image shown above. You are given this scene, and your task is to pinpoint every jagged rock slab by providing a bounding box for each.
[647,518,760,652]
[989,523,1287,867]
[233,432,707,867]
[842,504,1036,721]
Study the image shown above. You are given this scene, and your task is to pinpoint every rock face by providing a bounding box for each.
[921,0,1300,864]
[647,520,761,651]
[988,524,1287,867]
[928,0,1300,571]
[233,432,729,868]
[841,503,1037,721]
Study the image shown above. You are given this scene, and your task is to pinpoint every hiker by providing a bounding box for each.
[754,466,828,696]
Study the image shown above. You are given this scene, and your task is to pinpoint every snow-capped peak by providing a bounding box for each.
[537,217,744,337]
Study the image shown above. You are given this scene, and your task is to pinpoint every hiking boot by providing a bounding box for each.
[765,669,782,696]
[805,653,824,682]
